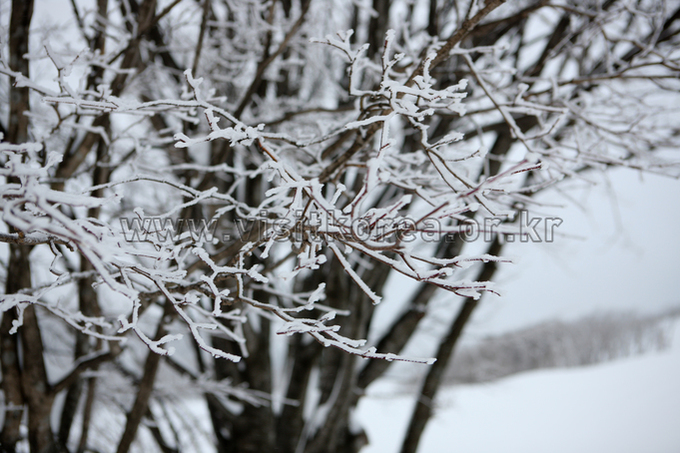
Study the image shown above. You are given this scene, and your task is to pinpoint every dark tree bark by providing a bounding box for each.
[116,301,174,453]
[2,1,38,451]
[59,130,110,451]
[369,0,391,59]
[1,247,30,452]
[6,0,33,145]
[427,0,438,36]
[400,238,503,453]
[19,305,56,453]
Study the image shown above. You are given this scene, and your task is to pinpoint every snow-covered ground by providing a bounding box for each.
[356,320,680,453]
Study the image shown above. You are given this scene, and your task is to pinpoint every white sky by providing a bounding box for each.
[468,167,680,336]
[371,165,680,356]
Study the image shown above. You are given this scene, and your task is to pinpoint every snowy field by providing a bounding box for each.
[357,320,680,453]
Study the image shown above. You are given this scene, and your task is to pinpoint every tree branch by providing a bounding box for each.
[52,349,117,395]
[234,0,312,117]
[406,0,509,87]
[0,232,72,247]
[400,238,503,453]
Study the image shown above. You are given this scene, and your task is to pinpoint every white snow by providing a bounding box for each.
[357,320,680,453]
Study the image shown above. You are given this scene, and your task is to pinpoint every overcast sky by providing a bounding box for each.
[467,167,680,336]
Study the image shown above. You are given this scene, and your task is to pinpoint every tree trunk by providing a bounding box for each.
[116,302,174,453]
[400,238,503,453]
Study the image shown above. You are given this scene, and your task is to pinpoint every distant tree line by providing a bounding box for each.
[444,310,678,384]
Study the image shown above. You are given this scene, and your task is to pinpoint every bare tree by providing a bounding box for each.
[1,0,679,452]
